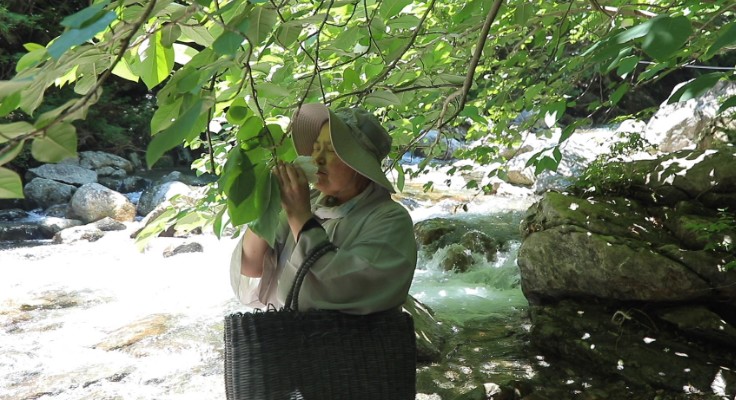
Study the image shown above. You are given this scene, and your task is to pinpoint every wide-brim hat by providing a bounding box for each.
[291,103,395,193]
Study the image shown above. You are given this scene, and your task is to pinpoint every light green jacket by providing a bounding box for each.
[230,183,418,315]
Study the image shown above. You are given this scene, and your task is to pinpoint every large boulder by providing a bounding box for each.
[77,151,134,174]
[644,80,736,152]
[69,183,136,223]
[23,178,77,209]
[136,181,193,217]
[26,164,97,186]
[518,152,736,304]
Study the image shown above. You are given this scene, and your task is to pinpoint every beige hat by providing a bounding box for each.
[291,103,394,193]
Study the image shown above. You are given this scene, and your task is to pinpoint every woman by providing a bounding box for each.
[229,103,417,315]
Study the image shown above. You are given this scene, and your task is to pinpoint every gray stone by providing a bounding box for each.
[163,242,203,257]
[136,181,193,217]
[69,183,136,223]
[78,151,133,173]
[23,178,76,209]
[27,164,97,186]
[52,225,104,244]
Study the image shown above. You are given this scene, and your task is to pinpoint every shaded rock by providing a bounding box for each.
[163,241,203,257]
[459,230,498,262]
[39,217,83,237]
[77,150,133,173]
[136,181,192,216]
[442,243,474,272]
[0,222,49,240]
[529,300,736,395]
[403,295,450,362]
[516,191,729,304]
[23,178,76,209]
[96,166,127,178]
[93,314,172,351]
[91,217,128,232]
[644,80,736,152]
[0,209,28,221]
[69,183,136,223]
[657,306,736,349]
[414,218,460,250]
[53,225,104,244]
[26,163,97,186]
[44,204,70,218]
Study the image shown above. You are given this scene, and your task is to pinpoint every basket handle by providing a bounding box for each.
[284,241,336,311]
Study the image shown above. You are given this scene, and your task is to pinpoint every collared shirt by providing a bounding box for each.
[229,182,418,315]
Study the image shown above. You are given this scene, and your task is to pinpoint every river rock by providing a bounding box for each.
[23,178,77,209]
[69,183,136,224]
[26,163,97,186]
[644,80,736,152]
[93,314,172,351]
[53,225,105,244]
[163,241,204,257]
[136,181,193,217]
[0,209,28,221]
[77,150,134,173]
[403,295,449,362]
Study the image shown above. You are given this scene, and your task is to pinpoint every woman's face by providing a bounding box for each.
[311,123,363,199]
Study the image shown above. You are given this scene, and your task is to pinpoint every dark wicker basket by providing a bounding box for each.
[224,242,417,400]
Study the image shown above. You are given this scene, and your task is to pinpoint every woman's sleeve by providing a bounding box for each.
[229,216,291,308]
[285,203,418,314]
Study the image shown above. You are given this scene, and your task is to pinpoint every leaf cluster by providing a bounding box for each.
[0,0,735,245]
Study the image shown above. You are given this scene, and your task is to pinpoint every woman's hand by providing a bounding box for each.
[273,161,313,239]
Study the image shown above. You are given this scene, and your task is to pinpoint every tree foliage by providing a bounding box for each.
[0,0,734,243]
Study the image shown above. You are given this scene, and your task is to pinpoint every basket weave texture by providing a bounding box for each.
[224,241,417,400]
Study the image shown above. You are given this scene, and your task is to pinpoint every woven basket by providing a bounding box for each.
[224,242,417,400]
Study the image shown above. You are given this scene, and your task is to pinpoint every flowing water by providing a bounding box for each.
[0,170,540,399]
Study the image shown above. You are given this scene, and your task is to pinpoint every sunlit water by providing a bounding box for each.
[0,167,539,400]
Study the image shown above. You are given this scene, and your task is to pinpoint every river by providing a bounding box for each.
[0,171,541,399]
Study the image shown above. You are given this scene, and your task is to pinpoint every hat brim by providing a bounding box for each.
[292,104,395,193]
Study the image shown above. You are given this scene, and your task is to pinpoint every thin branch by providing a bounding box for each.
[0,0,157,160]
[357,0,437,101]
[437,0,504,130]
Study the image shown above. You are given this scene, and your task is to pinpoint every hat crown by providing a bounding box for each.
[334,108,391,161]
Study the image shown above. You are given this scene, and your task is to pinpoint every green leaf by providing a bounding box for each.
[31,123,77,163]
[227,161,270,225]
[365,90,401,107]
[236,116,264,142]
[111,56,139,82]
[247,7,277,45]
[705,21,736,59]
[543,101,566,128]
[255,82,290,98]
[395,163,405,192]
[276,24,302,47]
[641,16,691,62]
[534,155,559,175]
[0,92,21,117]
[212,205,228,239]
[48,11,117,59]
[0,167,23,199]
[227,105,251,125]
[0,121,34,144]
[146,98,211,168]
[717,95,736,115]
[213,30,245,55]
[610,83,630,105]
[16,48,48,73]
[514,3,535,25]
[615,55,639,78]
[220,147,256,205]
[60,1,109,29]
[668,73,723,104]
[0,140,24,166]
[161,24,182,48]
[134,30,175,89]
[247,174,281,246]
[379,0,411,19]
[0,80,32,99]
